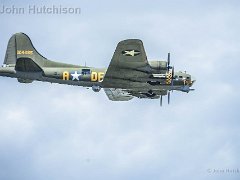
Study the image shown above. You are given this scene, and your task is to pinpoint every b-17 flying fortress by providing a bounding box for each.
[0,33,195,105]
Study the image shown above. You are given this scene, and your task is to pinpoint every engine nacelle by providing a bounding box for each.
[149,60,167,70]
[92,85,101,92]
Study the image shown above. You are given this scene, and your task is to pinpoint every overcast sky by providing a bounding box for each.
[0,0,240,180]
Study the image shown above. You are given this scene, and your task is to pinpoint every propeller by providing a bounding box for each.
[160,53,174,106]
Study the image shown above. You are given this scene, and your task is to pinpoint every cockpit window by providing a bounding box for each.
[82,69,91,75]
[179,76,183,78]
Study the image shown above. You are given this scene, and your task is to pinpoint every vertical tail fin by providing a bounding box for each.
[3,33,47,67]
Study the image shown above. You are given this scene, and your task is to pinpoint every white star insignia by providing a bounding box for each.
[71,71,81,81]
[123,50,140,56]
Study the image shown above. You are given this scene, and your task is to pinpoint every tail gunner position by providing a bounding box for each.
[0,33,195,105]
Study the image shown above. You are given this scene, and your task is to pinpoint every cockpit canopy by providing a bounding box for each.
[174,71,190,80]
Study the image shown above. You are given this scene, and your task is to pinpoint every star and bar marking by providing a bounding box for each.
[122,50,140,56]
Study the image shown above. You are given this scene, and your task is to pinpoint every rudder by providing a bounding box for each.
[4,34,17,66]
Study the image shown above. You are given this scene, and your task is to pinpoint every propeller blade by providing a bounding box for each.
[172,66,174,78]
[171,66,174,91]
[168,92,170,105]
[167,53,170,66]
[160,95,163,106]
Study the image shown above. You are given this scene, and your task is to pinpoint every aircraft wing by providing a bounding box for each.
[104,88,168,101]
[102,39,150,89]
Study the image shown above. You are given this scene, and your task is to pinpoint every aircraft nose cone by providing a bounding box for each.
[190,76,196,86]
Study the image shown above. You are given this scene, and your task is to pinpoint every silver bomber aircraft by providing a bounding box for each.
[0,33,195,105]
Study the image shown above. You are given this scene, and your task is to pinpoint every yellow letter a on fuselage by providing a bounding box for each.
[63,72,70,80]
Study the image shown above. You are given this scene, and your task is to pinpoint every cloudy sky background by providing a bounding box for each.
[0,0,240,179]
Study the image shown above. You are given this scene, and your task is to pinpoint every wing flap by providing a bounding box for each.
[104,88,134,101]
